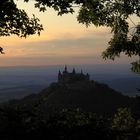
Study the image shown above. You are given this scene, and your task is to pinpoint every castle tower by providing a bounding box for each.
[58,70,62,82]
[64,65,68,73]
[58,66,90,83]
[86,73,89,80]
[72,68,76,74]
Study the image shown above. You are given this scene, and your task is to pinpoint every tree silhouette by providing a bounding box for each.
[131,60,140,74]
[0,0,43,38]
[0,47,4,54]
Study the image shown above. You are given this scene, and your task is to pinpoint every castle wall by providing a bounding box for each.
[58,68,90,83]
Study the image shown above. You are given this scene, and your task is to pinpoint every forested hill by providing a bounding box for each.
[8,79,134,116]
[38,80,133,116]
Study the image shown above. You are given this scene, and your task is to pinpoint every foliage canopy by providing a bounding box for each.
[0,0,43,38]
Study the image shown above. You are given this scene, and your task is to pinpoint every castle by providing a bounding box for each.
[58,66,90,83]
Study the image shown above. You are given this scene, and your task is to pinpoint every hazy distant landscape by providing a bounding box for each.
[0,64,139,102]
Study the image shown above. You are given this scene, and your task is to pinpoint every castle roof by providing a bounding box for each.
[58,66,90,83]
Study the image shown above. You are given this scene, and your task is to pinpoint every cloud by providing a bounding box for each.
[0,26,113,66]
[0,54,137,67]
[1,25,111,58]
[16,28,111,57]
[0,55,103,67]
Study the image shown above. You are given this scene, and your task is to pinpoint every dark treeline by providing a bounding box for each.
[0,106,140,140]
[0,79,140,140]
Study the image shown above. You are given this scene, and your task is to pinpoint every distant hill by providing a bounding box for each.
[105,77,140,96]
[8,74,134,117]
[0,66,139,139]
[37,80,133,116]
[0,64,139,101]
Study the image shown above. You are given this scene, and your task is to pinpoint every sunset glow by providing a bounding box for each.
[0,0,139,66]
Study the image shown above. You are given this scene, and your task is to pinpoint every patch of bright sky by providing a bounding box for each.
[0,0,139,66]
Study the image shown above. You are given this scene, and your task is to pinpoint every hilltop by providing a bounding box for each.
[0,64,139,102]
[7,66,134,117]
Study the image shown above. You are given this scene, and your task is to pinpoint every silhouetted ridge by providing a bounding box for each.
[6,67,134,117]
[29,67,133,117]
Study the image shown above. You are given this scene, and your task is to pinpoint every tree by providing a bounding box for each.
[131,60,140,74]
[111,108,140,140]
[0,0,140,58]
[0,0,43,38]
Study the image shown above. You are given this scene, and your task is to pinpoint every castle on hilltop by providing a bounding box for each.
[58,66,90,83]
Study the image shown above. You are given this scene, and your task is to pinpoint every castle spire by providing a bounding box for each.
[58,70,62,82]
[58,70,61,75]
[64,65,67,72]
[86,73,89,80]
[72,68,76,74]
[58,67,90,83]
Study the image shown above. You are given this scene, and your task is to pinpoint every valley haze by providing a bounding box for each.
[0,64,140,102]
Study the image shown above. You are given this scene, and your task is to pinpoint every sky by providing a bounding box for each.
[0,0,139,67]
